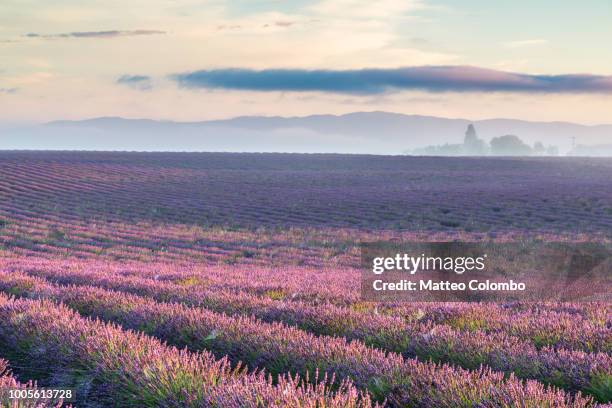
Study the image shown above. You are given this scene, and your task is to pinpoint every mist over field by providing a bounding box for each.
[2,112,612,155]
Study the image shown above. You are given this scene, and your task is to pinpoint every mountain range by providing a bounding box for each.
[1,112,611,155]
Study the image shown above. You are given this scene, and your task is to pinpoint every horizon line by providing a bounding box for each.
[4,111,612,128]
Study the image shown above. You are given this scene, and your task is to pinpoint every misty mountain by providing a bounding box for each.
[1,112,611,154]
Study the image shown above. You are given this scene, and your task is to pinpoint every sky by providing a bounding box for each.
[1,0,611,124]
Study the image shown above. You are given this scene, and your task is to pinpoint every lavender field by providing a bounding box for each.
[0,151,610,407]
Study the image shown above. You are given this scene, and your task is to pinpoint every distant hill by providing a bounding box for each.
[1,112,611,154]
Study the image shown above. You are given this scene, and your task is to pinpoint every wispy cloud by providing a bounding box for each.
[270,21,295,27]
[504,39,548,48]
[0,88,18,94]
[217,20,300,31]
[117,75,152,90]
[24,30,165,39]
[171,66,612,94]
[216,24,242,31]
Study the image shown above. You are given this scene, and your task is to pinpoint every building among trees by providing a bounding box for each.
[410,124,559,156]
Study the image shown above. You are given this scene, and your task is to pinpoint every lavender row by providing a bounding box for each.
[18,266,611,400]
[3,256,606,355]
[125,261,610,352]
[0,294,371,408]
[1,271,599,407]
[383,302,610,353]
[150,268,610,353]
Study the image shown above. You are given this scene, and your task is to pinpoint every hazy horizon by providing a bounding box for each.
[2,110,612,128]
[3,111,612,155]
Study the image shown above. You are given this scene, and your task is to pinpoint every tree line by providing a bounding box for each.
[411,124,559,156]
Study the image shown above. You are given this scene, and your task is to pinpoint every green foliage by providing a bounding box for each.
[531,333,561,349]
[176,276,206,287]
[448,316,489,332]
[367,377,391,402]
[587,372,612,403]
[47,227,66,241]
[264,289,286,301]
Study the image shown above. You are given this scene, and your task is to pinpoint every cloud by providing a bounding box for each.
[0,88,18,94]
[504,39,548,48]
[216,25,242,31]
[273,21,295,27]
[171,66,612,95]
[116,75,152,90]
[24,30,165,39]
[218,20,297,31]
[409,37,431,46]
[262,21,296,28]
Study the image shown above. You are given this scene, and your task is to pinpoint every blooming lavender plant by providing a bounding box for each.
[0,271,606,405]
[0,294,372,408]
